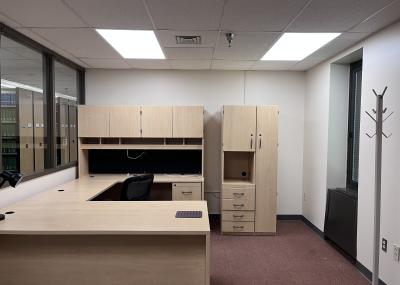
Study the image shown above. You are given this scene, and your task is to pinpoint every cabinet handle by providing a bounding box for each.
[250,137,253,149]
[233,226,244,229]
[233,192,244,198]
[233,203,244,208]
[182,191,192,194]
[233,215,244,218]
[259,137,262,149]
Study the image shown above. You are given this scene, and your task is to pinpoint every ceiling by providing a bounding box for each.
[0,0,399,71]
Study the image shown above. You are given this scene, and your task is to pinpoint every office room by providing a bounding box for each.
[0,0,399,284]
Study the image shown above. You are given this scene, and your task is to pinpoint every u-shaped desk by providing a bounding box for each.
[0,174,210,285]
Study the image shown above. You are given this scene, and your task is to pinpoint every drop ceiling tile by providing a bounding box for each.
[214,32,280,60]
[31,28,121,59]
[221,0,308,32]
[80,58,130,69]
[63,0,153,29]
[288,0,393,32]
[0,12,23,27]
[145,0,225,30]
[126,59,171,69]
[251,61,297,70]
[211,60,254,70]
[164,47,213,59]
[156,30,218,48]
[169,60,211,70]
[350,1,400,33]
[16,28,89,67]
[0,0,87,27]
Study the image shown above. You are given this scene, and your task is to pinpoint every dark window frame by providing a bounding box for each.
[0,23,85,185]
[346,60,362,189]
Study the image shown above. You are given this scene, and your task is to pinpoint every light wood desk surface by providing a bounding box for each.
[0,174,209,235]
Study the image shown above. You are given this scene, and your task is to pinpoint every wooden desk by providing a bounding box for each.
[0,175,210,285]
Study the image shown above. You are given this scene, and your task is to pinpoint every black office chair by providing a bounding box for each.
[120,174,154,201]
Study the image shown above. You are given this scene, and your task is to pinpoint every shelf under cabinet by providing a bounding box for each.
[80,144,203,150]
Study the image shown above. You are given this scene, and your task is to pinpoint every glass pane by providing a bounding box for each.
[351,69,362,182]
[0,35,47,176]
[54,61,78,166]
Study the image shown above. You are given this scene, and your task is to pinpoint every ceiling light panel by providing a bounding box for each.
[96,29,165,59]
[261,33,340,61]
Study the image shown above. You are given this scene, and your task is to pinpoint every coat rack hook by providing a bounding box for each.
[382,132,392,139]
[366,132,376,138]
[383,107,387,114]
[373,109,377,114]
[366,111,377,123]
[383,111,394,122]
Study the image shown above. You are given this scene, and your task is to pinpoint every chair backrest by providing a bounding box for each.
[120,174,154,201]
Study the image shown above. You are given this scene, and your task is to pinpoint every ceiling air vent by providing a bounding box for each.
[175,35,201,45]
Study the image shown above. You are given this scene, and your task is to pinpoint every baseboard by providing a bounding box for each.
[300,216,324,238]
[356,261,387,285]
[277,215,302,220]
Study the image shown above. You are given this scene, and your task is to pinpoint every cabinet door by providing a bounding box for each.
[109,106,141,137]
[222,106,256,151]
[78,106,109,137]
[140,106,172,138]
[33,92,45,171]
[69,104,78,162]
[18,89,34,174]
[255,106,278,233]
[58,99,69,164]
[172,106,203,138]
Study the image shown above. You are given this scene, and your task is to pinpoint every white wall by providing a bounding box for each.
[86,70,305,215]
[303,21,400,285]
[0,167,76,208]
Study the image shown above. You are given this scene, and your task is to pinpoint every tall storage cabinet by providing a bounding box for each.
[221,105,278,234]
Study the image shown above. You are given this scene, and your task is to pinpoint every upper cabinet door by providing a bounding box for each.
[222,106,256,151]
[173,106,204,138]
[78,106,109,137]
[140,106,173,138]
[109,106,141,137]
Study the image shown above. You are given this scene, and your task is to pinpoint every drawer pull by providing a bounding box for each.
[233,226,244,229]
[233,203,244,208]
[233,192,244,198]
[181,191,193,194]
[233,215,244,218]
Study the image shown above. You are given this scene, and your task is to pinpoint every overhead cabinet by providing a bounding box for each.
[140,106,172,138]
[78,106,110,138]
[78,105,204,139]
[222,106,256,151]
[221,105,279,235]
[173,106,204,138]
[109,106,141,137]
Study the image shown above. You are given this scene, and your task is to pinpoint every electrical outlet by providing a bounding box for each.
[382,238,387,252]
[394,245,400,262]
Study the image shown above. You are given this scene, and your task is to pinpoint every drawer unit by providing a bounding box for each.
[172,183,202,201]
[222,185,255,201]
[221,221,255,233]
[221,198,255,211]
[222,211,255,222]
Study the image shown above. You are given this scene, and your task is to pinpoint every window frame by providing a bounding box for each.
[0,23,85,184]
[346,60,362,190]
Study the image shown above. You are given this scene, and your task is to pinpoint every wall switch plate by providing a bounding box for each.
[394,245,400,262]
[382,238,388,252]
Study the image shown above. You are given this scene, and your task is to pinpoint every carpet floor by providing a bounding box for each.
[210,219,369,285]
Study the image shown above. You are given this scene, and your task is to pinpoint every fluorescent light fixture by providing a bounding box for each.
[96,29,165,59]
[261,33,340,61]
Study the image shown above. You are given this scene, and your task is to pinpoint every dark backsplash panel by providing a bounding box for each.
[88,149,202,174]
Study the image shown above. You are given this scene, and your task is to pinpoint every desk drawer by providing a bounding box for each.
[221,221,255,233]
[222,211,255,222]
[172,183,202,201]
[221,198,255,211]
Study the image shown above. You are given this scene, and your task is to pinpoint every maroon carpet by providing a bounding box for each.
[210,219,369,285]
